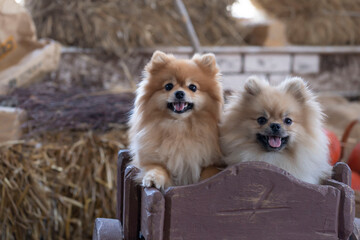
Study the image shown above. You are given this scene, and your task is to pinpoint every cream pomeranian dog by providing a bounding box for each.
[129,51,223,189]
[220,76,332,184]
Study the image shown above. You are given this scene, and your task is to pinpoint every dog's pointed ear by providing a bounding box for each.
[282,77,308,102]
[193,53,218,74]
[146,51,171,72]
[151,50,169,65]
[244,76,268,96]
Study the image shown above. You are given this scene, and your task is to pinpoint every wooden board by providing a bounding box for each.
[163,162,341,240]
[123,166,140,240]
[141,188,165,240]
[117,150,131,221]
[0,107,26,143]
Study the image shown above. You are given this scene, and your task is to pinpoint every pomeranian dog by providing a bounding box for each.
[220,76,331,184]
[129,51,223,189]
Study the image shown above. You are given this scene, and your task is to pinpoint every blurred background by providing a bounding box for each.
[0,0,360,239]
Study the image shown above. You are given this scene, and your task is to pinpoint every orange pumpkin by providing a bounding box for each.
[352,171,360,191]
[324,129,341,165]
[348,143,360,173]
[341,119,360,171]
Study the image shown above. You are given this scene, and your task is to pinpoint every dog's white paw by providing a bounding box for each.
[142,168,171,190]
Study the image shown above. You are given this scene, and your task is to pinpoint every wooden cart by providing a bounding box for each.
[93,150,360,240]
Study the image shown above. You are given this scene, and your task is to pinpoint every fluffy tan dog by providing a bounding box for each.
[129,51,223,189]
[220,76,332,184]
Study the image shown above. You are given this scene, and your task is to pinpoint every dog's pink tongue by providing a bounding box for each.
[268,136,281,148]
[175,102,185,111]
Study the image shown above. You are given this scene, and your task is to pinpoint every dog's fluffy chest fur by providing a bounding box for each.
[139,119,219,185]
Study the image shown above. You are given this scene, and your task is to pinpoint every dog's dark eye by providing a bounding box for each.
[257,117,267,125]
[284,117,293,125]
[165,83,173,91]
[188,84,197,92]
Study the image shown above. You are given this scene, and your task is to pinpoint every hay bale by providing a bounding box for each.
[285,15,360,45]
[25,0,247,55]
[0,50,134,238]
[0,130,128,239]
[251,0,323,19]
[306,55,360,95]
[252,0,360,45]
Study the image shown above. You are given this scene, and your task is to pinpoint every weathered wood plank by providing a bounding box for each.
[351,218,360,240]
[92,218,123,240]
[0,107,26,143]
[116,150,131,221]
[324,179,355,240]
[244,54,291,73]
[141,188,165,240]
[136,46,360,54]
[332,162,352,186]
[163,162,341,240]
[123,166,140,240]
[174,0,201,54]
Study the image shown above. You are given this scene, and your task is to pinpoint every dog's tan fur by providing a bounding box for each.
[129,51,223,189]
[220,76,331,184]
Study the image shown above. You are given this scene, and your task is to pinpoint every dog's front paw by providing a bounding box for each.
[142,167,171,190]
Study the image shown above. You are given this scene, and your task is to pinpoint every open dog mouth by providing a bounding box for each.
[256,134,289,151]
[167,102,194,114]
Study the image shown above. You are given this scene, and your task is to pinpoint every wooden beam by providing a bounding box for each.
[136,45,360,54]
[174,0,202,54]
[0,107,26,143]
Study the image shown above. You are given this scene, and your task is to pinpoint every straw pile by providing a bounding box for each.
[307,55,360,95]
[251,0,360,45]
[0,129,128,239]
[0,50,136,238]
[25,0,247,55]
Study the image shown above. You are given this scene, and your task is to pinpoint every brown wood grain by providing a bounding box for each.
[141,188,165,240]
[332,162,352,186]
[113,151,355,240]
[123,166,140,240]
[324,179,355,240]
[93,218,124,240]
[117,150,131,221]
[163,162,341,240]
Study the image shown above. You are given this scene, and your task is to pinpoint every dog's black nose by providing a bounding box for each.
[175,91,185,99]
[270,123,281,132]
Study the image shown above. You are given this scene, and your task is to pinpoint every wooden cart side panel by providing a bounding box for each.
[332,162,352,186]
[93,218,124,240]
[351,218,360,240]
[123,166,141,240]
[163,162,341,240]
[141,188,165,240]
[117,150,131,221]
[324,179,355,240]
